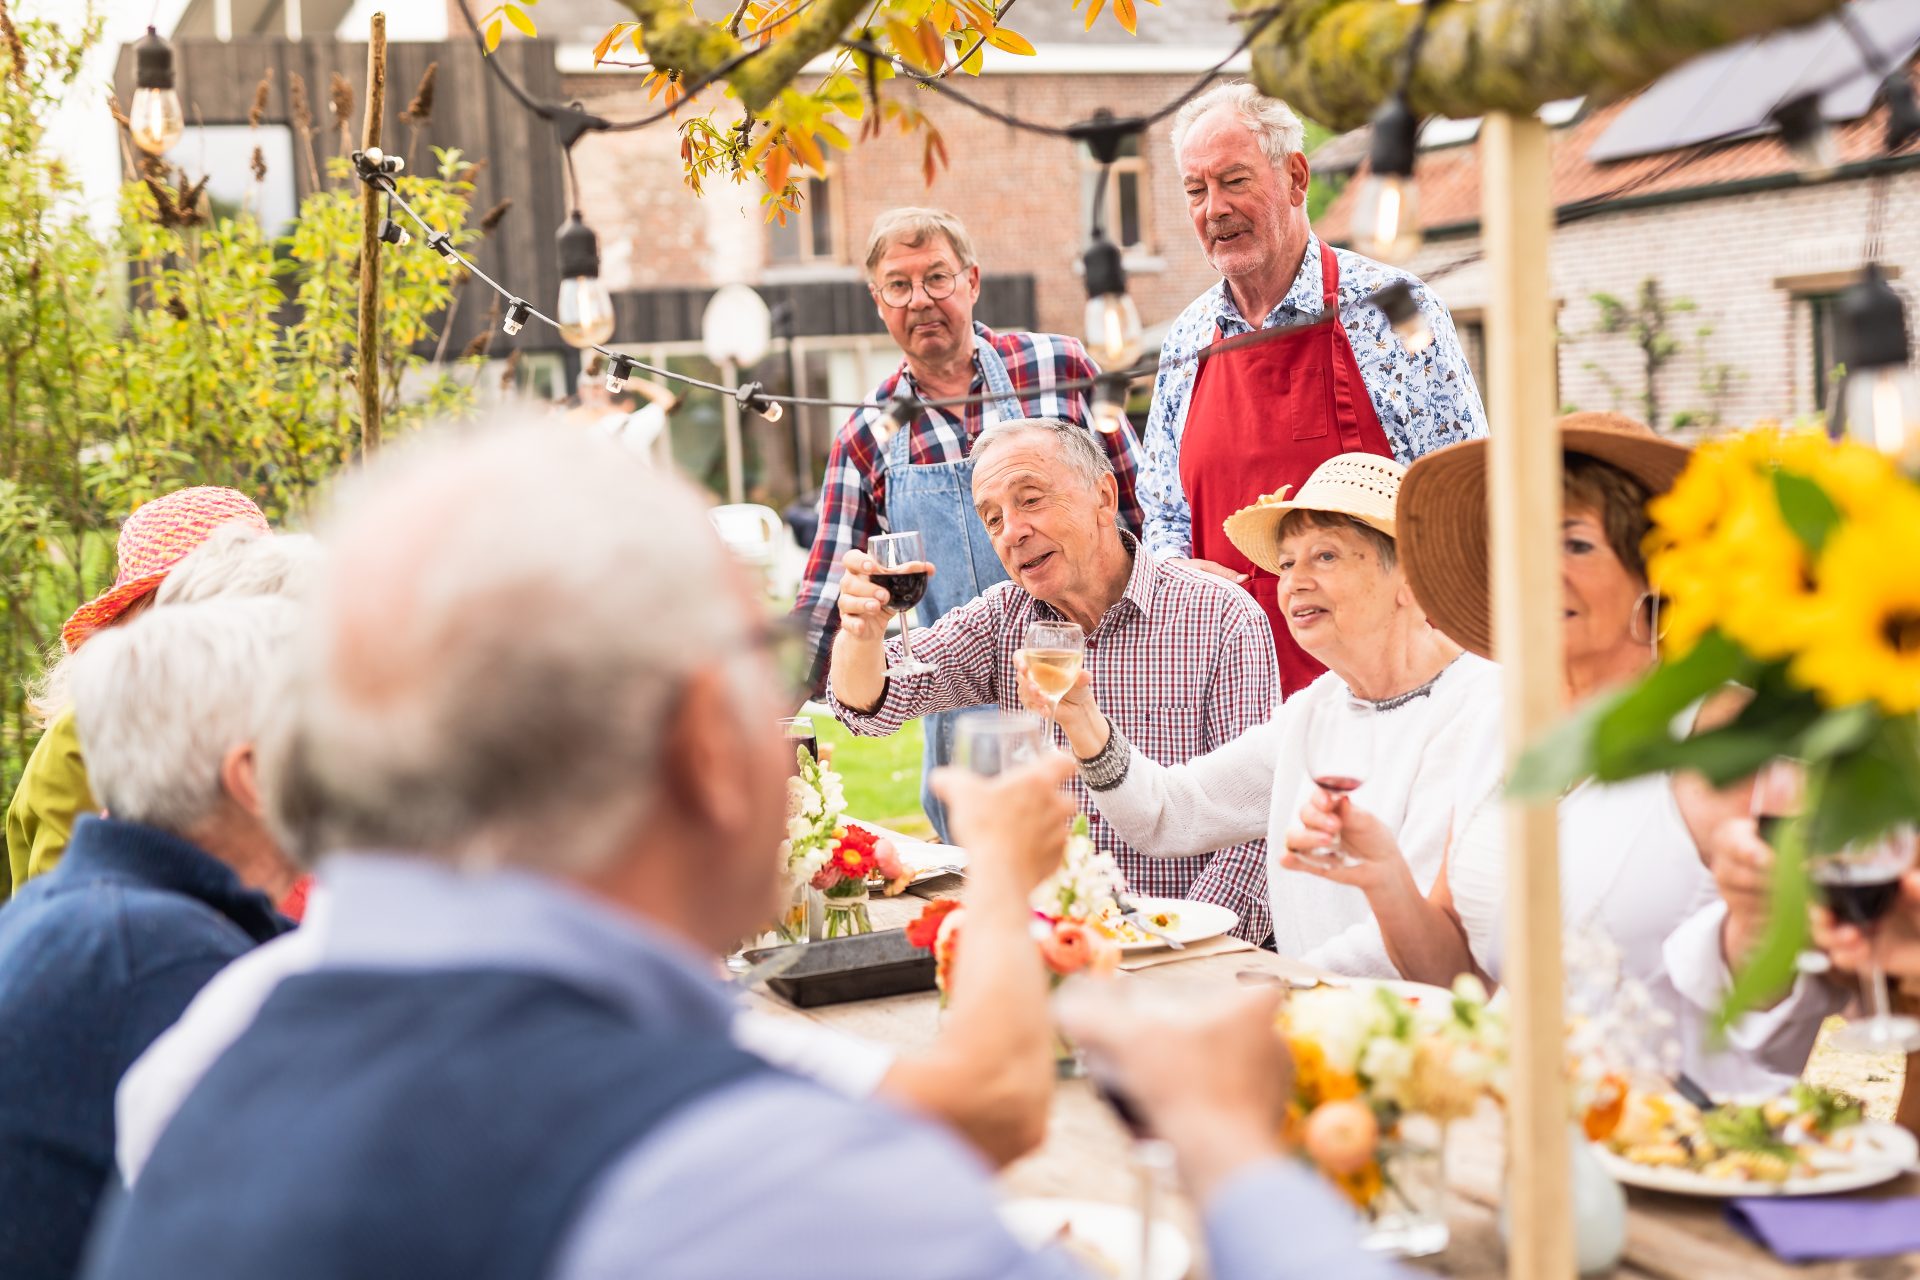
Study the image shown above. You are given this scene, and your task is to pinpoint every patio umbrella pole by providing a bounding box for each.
[1482,110,1574,1280]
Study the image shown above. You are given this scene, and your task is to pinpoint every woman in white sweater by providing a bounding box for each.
[1020,453,1501,972]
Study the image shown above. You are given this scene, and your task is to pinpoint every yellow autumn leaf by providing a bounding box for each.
[1080,0,1106,32]
[983,25,1035,55]
[787,126,825,170]
[1112,0,1136,34]
[763,143,791,193]
[886,18,937,73]
[955,0,996,32]
[504,5,537,38]
[484,18,503,52]
[917,20,947,74]
[930,1,956,33]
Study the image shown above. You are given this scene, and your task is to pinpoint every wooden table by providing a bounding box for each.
[756,883,1919,1279]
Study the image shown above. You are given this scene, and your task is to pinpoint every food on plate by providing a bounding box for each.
[1048,1223,1123,1277]
[1091,903,1181,944]
[1600,1083,1867,1182]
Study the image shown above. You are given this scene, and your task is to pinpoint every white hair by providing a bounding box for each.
[156,526,324,606]
[264,420,743,873]
[68,597,300,836]
[1170,81,1306,172]
[970,417,1114,491]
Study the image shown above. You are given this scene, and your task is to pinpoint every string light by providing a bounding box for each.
[1082,232,1144,370]
[130,27,185,156]
[554,211,616,350]
[738,381,785,423]
[1091,372,1130,435]
[502,298,532,336]
[1770,92,1837,182]
[1827,264,1919,457]
[1351,95,1421,263]
[605,353,637,394]
[377,218,410,247]
[1368,281,1433,355]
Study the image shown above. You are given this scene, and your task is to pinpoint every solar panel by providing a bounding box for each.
[1587,0,1920,164]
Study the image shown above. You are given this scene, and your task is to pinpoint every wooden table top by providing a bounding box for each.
[756,881,1919,1279]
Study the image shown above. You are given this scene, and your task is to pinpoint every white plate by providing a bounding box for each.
[1344,977,1455,1006]
[1593,1122,1918,1198]
[846,818,968,883]
[1110,897,1239,953]
[999,1197,1191,1280]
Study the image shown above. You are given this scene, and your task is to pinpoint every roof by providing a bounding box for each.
[1318,58,1920,242]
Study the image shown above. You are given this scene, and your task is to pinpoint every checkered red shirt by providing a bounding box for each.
[794,324,1145,686]
[827,538,1277,944]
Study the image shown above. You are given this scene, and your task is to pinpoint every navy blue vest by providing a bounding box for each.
[83,968,768,1280]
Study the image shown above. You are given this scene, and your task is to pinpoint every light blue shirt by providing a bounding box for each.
[1140,235,1489,559]
[317,854,1405,1280]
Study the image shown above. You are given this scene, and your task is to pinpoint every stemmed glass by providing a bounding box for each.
[1018,620,1085,745]
[952,709,1047,777]
[1810,828,1920,1053]
[1304,695,1376,859]
[868,531,936,678]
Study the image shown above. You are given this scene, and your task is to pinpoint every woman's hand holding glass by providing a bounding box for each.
[1279,788,1411,896]
[1012,653,1108,760]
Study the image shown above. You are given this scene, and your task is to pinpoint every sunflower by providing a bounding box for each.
[1792,489,1920,712]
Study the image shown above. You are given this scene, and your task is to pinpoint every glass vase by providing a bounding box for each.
[821,887,873,939]
[1358,1115,1450,1258]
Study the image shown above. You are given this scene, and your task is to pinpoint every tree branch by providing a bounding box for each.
[1238,0,1850,131]
[616,0,870,112]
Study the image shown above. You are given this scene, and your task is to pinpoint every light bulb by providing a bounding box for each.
[1770,93,1836,183]
[758,399,784,424]
[1351,173,1422,264]
[1091,372,1129,435]
[1369,281,1434,355]
[130,28,184,156]
[557,276,615,349]
[1837,366,1920,459]
[503,299,530,336]
[1084,292,1143,370]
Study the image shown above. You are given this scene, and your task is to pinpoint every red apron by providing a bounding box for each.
[1179,242,1395,696]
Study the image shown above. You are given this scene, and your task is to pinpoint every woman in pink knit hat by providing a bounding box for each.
[5,487,270,898]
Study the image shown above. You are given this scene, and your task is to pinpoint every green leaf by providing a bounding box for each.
[1588,630,1753,777]
[1795,701,1879,762]
[1510,691,1613,797]
[1771,469,1842,558]
[504,6,537,38]
[1716,789,1814,1034]
[1804,715,1920,854]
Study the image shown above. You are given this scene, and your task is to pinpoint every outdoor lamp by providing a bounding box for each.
[1770,93,1838,182]
[605,354,636,394]
[1082,232,1143,370]
[879,388,920,443]
[1886,71,1920,152]
[1369,281,1434,355]
[1091,372,1130,435]
[555,212,616,350]
[737,382,784,424]
[503,298,532,337]
[377,219,410,247]
[1828,265,1920,458]
[130,27,186,157]
[1350,95,1421,264]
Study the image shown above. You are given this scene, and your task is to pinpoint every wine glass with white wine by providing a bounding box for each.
[1018,620,1086,745]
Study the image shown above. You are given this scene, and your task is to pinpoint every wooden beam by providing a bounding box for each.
[355,12,387,460]
[1482,110,1573,1280]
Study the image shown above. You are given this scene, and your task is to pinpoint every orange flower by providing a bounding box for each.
[1038,919,1095,975]
[1332,1159,1384,1209]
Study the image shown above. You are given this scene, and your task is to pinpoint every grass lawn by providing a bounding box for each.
[810,711,932,838]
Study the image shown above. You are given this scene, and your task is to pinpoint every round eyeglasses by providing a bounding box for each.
[874,270,959,309]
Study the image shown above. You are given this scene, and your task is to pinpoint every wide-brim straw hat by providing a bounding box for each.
[61,486,270,652]
[1398,412,1692,660]
[1223,452,1406,577]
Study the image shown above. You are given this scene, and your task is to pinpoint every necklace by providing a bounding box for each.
[1357,654,1463,713]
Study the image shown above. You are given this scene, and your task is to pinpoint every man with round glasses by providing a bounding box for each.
[795,207,1145,840]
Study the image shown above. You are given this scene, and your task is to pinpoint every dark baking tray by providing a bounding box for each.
[741,929,937,1008]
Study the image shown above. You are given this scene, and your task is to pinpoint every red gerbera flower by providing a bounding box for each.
[906,898,962,950]
[829,825,880,880]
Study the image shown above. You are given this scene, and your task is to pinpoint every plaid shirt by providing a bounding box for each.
[827,537,1277,943]
[795,324,1146,684]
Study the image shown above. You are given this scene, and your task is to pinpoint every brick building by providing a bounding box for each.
[1316,5,1920,431]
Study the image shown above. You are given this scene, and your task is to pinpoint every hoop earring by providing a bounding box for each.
[1628,591,1667,653]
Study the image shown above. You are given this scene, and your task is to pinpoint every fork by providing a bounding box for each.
[1113,893,1185,950]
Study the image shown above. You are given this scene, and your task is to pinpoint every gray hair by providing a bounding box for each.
[1170,82,1306,173]
[970,417,1115,492]
[864,207,977,276]
[263,422,742,873]
[157,526,324,606]
[68,597,299,836]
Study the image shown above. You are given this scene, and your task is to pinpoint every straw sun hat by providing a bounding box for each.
[60,486,270,652]
[1397,412,1693,660]
[1223,453,1406,576]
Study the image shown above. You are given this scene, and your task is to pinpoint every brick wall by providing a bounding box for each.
[559,69,1234,338]
[1401,167,1920,429]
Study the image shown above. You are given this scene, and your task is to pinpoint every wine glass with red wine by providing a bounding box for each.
[1810,828,1920,1053]
[1304,694,1376,858]
[867,531,936,678]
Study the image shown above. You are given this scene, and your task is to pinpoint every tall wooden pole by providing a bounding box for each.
[1482,111,1573,1280]
[355,12,388,460]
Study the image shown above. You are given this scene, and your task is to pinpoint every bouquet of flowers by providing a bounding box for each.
[906,816,1122,999]
[1514,424,1920,1020]
[1279,977,1506,1211]
[778,745,906,941]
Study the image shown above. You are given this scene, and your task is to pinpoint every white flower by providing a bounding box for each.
[786,816,813,845]
[1360,1036,1415,1094]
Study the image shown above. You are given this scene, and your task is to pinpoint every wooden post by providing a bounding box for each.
[355,12,388,460]
[720,356,746,504]
[1482,111,1573,1280]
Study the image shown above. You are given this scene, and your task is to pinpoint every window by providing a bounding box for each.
[1080,133,1145,251]
[160,124,299,235]
[768,176,837,265]
[1809,292,1845,415]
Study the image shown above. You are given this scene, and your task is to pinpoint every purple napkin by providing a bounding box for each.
[1725,1195,1920,1262]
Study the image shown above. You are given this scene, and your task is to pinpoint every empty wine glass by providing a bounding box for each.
[952,709,1046,777]
[1810,828,1920,1053]
[1018,619,1085,744]
[868,530,936,678]
[1303,694,1375,858]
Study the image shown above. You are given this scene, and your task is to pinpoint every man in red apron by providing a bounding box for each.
[1143,84,1488,696]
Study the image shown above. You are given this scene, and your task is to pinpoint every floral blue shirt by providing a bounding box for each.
[1140,234,1489,559]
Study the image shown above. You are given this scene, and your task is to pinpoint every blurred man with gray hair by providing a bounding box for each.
[84,427,1397,1280]
[0,598,296,1280]
[830,416,1278,943]
[1143,81,1486,696]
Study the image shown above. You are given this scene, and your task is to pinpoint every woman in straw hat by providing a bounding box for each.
[1285,413,1839,1092]
[5,488,270,899]
[1019,452,1500,971]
